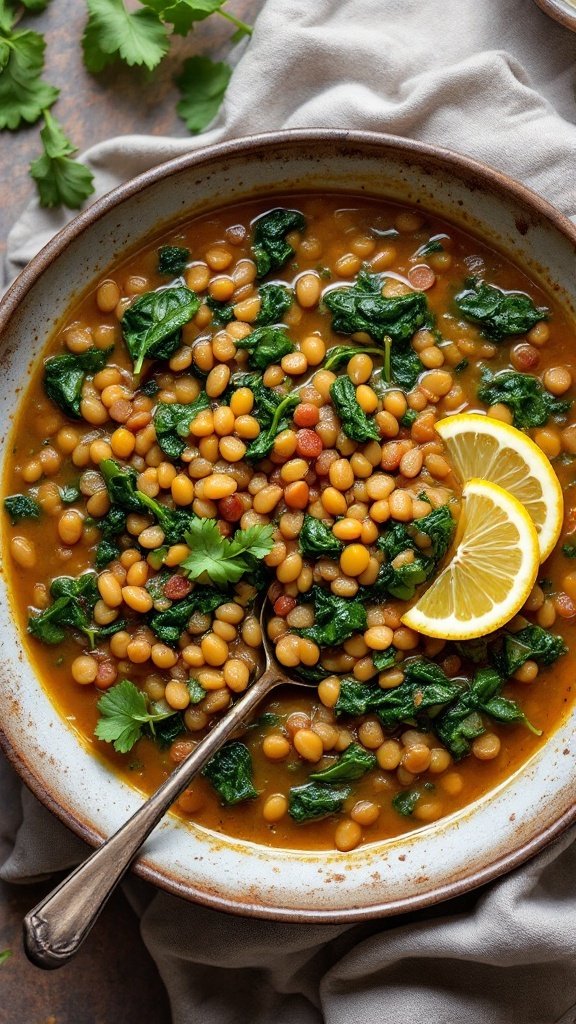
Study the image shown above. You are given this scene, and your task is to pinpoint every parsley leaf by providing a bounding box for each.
[82,0,169,73]
[182,519,274,586]
[175,55,231,133]
[0,24,59,130]
[143,0,252,38]
[95,679,177,753]
[29,111,94,209]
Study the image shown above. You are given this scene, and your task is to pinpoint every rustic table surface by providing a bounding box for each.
[0,2,257,1021]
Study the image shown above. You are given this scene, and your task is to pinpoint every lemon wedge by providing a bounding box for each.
[401,478,540,640]
[435,413,563,562]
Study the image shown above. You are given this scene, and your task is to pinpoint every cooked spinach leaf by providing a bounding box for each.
[288,781,351,822]
[122,286,200,375]
[148,712,186,748]
[329,374,379,443]
[154,392,210,458]
[203,741,258,805]
[44,347,111,418]
[455,277,548,340]
[299,514,343,559]
[245,392,299,461]
[28,572,125,648]
[148,588,227,645]
[477,370,570,429]
[310,743,376,782]
[206,295,234,325]
[324,270,431,343]
[99,459,195,544]
[414,238,444,257]
[334,660,460,724]
[392,789,421,817]
[254,283,293,326]
[323,343,383,373]
[434,667,540,759]
[389,347,423,391]
[235,325,294,371]
[251,207,306,278]
[562,543,576,558]
[4,494,41,524]
[366,505,454,601]
[95,539,121,569]
[297,587,367,647]
[490,625,567,676]
[372,648,398,671]
[158,245,190,276]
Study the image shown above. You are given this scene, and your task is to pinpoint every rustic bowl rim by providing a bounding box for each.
[532,0,576,31]
[1,127,576,922]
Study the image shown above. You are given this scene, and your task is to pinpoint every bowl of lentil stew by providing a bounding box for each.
[1,130,576,920]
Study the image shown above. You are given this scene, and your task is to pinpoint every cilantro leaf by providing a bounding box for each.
[143,0,225,35]
[29,111,95,209]
[82,0,169,72]
[175,56,231,134]
[181,519,274,586]
[95,679,177,753]
[0,26,59,130]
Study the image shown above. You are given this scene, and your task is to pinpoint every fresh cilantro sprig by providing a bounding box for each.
[95,679,178,753]
[82,0,170,73]
[175,55,232,133]
[0,12,59,131]
[29,110,95,208]
[181,519,274,586]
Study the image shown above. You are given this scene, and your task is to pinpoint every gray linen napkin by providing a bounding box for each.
[2,1,576,1020]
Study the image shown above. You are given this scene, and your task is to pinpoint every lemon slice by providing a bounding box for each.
[435,413,562,562]
[401,478,540,640]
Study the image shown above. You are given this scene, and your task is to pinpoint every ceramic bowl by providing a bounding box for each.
[1,130,575,921]
[533,0,576,31]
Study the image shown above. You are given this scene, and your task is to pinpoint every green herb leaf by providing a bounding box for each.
[158,245,190,276]
[299,514,343,559]
[44,346,110,418]
[310,743,376,782]
[235,325,295,370]
[203,741,258,805]
[251,208,306,278]
[121,286,200,376]
[175,55,231,133]
[329,374,379,443]
[154,392,210,458]
[455,278,548,340]
[143,0,225,35]
[297,586,367,647]
[477,370,570,429]
[0,24,59,130]
[182,519,274,586]
[95,679,176,753]
[0,949,12,967]
[288,781,351,822]
[4,494,40,524]
[82,0,169,73]
[29,111,95,209]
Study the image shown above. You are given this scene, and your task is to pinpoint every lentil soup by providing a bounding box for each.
[4,195,576,853]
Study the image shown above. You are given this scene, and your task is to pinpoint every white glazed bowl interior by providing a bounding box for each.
[1,130,575,920]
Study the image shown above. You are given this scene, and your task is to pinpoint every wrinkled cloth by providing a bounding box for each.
[2,1,576,1021]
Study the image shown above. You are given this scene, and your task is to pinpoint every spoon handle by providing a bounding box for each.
[23,671,277,969]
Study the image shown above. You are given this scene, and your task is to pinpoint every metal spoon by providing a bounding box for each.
[23,595,312,969]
